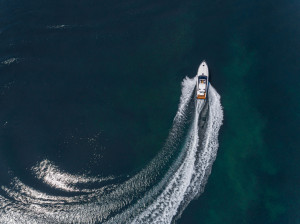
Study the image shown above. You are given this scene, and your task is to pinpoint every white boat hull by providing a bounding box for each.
[196,61,209,100]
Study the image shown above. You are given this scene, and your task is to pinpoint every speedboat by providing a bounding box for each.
[196,60,209,100]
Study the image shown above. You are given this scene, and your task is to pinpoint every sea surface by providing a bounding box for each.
[0,0,299,223]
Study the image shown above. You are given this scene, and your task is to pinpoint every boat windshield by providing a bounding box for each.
[198,76,207,81]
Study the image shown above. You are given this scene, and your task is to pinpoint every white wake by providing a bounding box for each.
[0,76,223,223]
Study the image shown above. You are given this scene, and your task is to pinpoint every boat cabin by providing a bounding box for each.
[197,76,207,99]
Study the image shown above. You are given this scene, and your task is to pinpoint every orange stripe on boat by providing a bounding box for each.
[197,94,206,99]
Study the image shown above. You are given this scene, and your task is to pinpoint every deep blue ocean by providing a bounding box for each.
[0,0,299,223]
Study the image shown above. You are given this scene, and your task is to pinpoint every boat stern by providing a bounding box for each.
[197,95,206,99]
[196,91,206,99]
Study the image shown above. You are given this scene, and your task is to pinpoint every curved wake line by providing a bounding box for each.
[31,159,116,193]
[0,76,223,224]
[106,84,223,224]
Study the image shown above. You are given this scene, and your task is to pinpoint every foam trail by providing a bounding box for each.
[0,76,223,223]
[31,159,116,192]
[106,86,222,223]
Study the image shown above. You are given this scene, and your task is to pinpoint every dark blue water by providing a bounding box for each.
[0,0,299,223]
